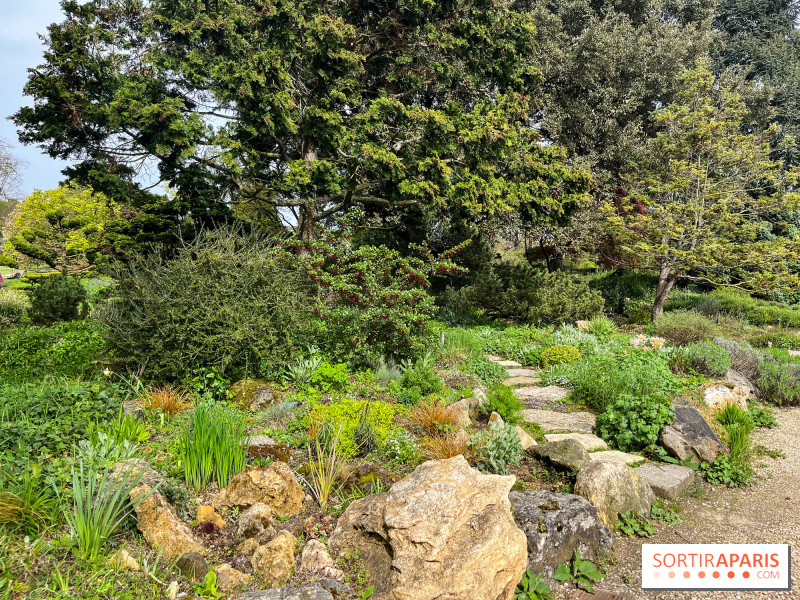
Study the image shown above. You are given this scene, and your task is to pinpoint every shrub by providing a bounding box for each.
[0,289,30,327]
[706,287,800,327]
[654,310,718,346]
[422,431,469,461]
[311,399,399,458]
[591,270,657,313]
[99,227,316,382]
[595,394,674,452]
[400,360,444,396]
[311,362,351,393]
[396,387,423,406]
[483,384,524,424]
[586,316,618,339]
[746,332,800,350]
[462,356,508,387]
[29,271,89,324]
[465,263,604,324]
[469,421,523,475]
[540,345,582,367]
[680,341,731,377]
[757,361,800,406]
[712,338,764,383]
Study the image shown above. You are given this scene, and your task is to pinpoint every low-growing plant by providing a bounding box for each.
[395,386,423,406]
[655,310,718,346]
[311,399,399,458]
[758,361,800,406]
[679,341,731,377]
[514,570,555,600]
[726,423,752,465]
[540,345,582,367]
[107,412,150,445]
[29,271,88,324]
[700,454,753,487]
[712,338,764,383]
[383,429,421,465]
[616,510,655,537]
[595,394,674,452]
[483,384,524,424]
[468,421,523,475]
[553,549,605,594]
[400,360,444,396]
[715,403,753,431]
[747,332,800,350]
[142,385,193,415]
[74,432,139,469]
[586,316,618,340]
[0,470,59,535]
[311,362,351,393]
[747,403,777,428]
[190,367,232,403]
[462,356,507,387]
[409,400,458,437]
[0,289,30,328]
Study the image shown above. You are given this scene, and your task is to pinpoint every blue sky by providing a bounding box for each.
[0,0,72,197]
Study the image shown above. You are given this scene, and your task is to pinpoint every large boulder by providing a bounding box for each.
[252,530,297,588]
[574,461,656,528]
[248,436,291,463]
[509,491,613,577]
[530,439,590,473]
[214,463,304,517]
[659,406,727,464]
[129,484,204,559]
[230,379,283,410]
[328,456,526,600]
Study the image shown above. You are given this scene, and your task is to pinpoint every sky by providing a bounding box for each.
[0,0,72,197]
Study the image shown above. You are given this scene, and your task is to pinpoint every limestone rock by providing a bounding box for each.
[509,490,613,577]
[249,436,291,463]
[515,386,570,403]
[177,552,209,581]
[521,409,595,434]
[301,540,344,580]
[506,368,539,378]
[167,581,179,600]
[449,399,471,427]
[588,450,645,466]
[238,503,277,543]
[495,359,522,367]
[252,531,297,588]
[196,505,226,529]
[454,427,470,447]
[328,456,526,600]
[489,411,505,426]
[236,538,261,558]
[544,433,607,452]
[704,384,748,411]
[235,585,334,600]
[725,370,757,398]
[343,462,391,494]
[530,439,590,473]
[109,548,139,571]
[214,463,303,517]
[634,463,695,500]
[122,400,145,423]
[574,461,656,527]
[504,376,542,387]
[230,379,282,410]
[659,406,728,464]
[516,426,537,450]
[130,484,204,559]
[215,564,253,594]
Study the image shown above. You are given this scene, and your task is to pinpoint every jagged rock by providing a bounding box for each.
[215,564,253,594]
[574,461,656,527]
[235,585,334,600]
[530,439,590,473]
[489,412,505,426]
[725,370,757,398]
[252,531,297,588]
[213,463,303,517]
[249,436,291,463]
[328,456,526,600]
[544,433,607,452]
[704,384,748,410]
[516,427,537,450]
[454,427,470,447]
[301,540,344,580]
[130,484,204,559]
[177,553,209,581]
[196,505,226,529]
[230,379,283,410]
[659,406,728,464]
[509,490,613,577]
[236,538,261,558]
[238,503,277,543]
[109,548,139,571]
[588,450,645,466]
[449,399,471,427]
[634,463,695,500]
[521,409,595,434]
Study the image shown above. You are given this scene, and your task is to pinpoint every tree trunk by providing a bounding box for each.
[652,264,679,322]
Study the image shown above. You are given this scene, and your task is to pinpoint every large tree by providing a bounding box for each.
[607,63,800,320]
[14,0,590,238]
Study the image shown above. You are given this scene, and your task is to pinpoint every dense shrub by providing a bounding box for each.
[29,271,88,324]
[654,310,718,346]
[483,384,524,424]
[707,288,800,327]
[400,360,444,396]
[461,356,507,387]
[540,345,582,367]
[590,270,658,313]
[712,338,764,383]
[757,362,800,406]
[0,289,30,327]
[680,341,731,377]
[595,394,673,452]
[98,228,316,381]
[311,398,400,458]
[746,332,800,350]
[465,263,604,324]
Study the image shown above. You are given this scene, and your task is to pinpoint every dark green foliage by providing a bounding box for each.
[596,394,674,452]
[747,403,778,428]
[0,321,105,384]
[746,332,800,350]
[706,288,800,327]
[463,356,508,387]
[396,387,423,406]
[400,361,444,397]
[616,510,655,537]
[29,272,88,324]
[469,422,523,475]
[514,570,555,600]
[655,310,718,346]
[591,271,658,313]
[757,361,800,405]
[700,454,753,487]
[715,403,753,431]
[465,263,604,324]
[680,341,732,376]
[483,385,524,424]
[99,228,316,381]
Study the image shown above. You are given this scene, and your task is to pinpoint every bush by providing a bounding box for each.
[311,399,399,458]
[757,361,800,406]
[98,228,316,381]
[680,341,731,377]
[706,287,800,327]
[311,362,351,393]
[465,263,604,324]
[483,384,524,424]
[595,394,674,452]
[712,338,764,383]
[400,360,444,396]
[462,356,507,387]
[469,421,523,475]
[654,310,718,346]
[29,271,88,324]
[746,332,800,350]
[590,270,657,313]
[540,345,582,367]
[0,289,30,327]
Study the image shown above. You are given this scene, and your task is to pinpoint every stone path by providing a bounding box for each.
[522,409,596,434]
[545,433,608,451]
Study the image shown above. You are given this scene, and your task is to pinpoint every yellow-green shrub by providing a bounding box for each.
[541,345,582,367]
[311,399,402,457]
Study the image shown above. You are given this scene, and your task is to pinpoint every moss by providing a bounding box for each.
[230,379,284,409]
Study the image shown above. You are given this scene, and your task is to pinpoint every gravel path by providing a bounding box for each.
[598,407,800,600]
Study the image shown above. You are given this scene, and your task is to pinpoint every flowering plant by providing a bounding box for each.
[629,334,665,351]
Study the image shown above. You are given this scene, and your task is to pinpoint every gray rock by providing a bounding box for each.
[725,370,757,398]
[544,433,607,452]
[521,409,595,434]
[574,461,656,527]
[237,502,276,543]
[122,400,145,423]
[515,386,571,403]
[506,368,539,377]
[634,463,695,500]
[235,585,334,600]
[509,490,613,577]
[176,553,209,581]
[530,439,590,473]
[659,406,727,464]
[588,450,645,466]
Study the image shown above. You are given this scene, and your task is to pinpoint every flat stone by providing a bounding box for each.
[545,433,607,452]
[515,386,570,402]
[530,439,590,473]
[504,376,542,387]
[634,463,696,500]
[516,426,537,450]
[506,368,539,377]
[660,406,727,464]
[574,461,656,528]
[495,360,522,367]
[589,450,645,466]
[521,409,596,434]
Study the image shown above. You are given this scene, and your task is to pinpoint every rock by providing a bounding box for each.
[574,461,656,527]
[575,320,590,331]
[588,450,645,466]
[472,387,487,405]
[130,484,205,559]
[449,399,472,427]
[530,439,590,473]
[544,433,608,452]
[317,579,357,600]
[196,505,226,529]
[454,427,470,447]
[703,384,748,411]
[248,436,292,463]
[301,540,344,580]
[110,459,165,490]
[177,552,209,581]
[230,379,282,410]
[506,368,539,377]
[725,370,757,398]
[213,463,304,517]
[122,400,145,423]
[495,359,522,367]
[504,376,541,386]
[252,531,297,588]
[634,463,695,500]
[515,386,570,403]
[516,426,537,450]
[236,538,261,558]
[238,503,277,543]
[215,564,253,594]
[343,462,391,494]
[109,548,139,571]
[167,581,179,600]
[659,406,728,464]
[234,585,334,600]
[521,409,596,434]
[489,411,505,426]
[328,456,526,600]
[509,490,613,577]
